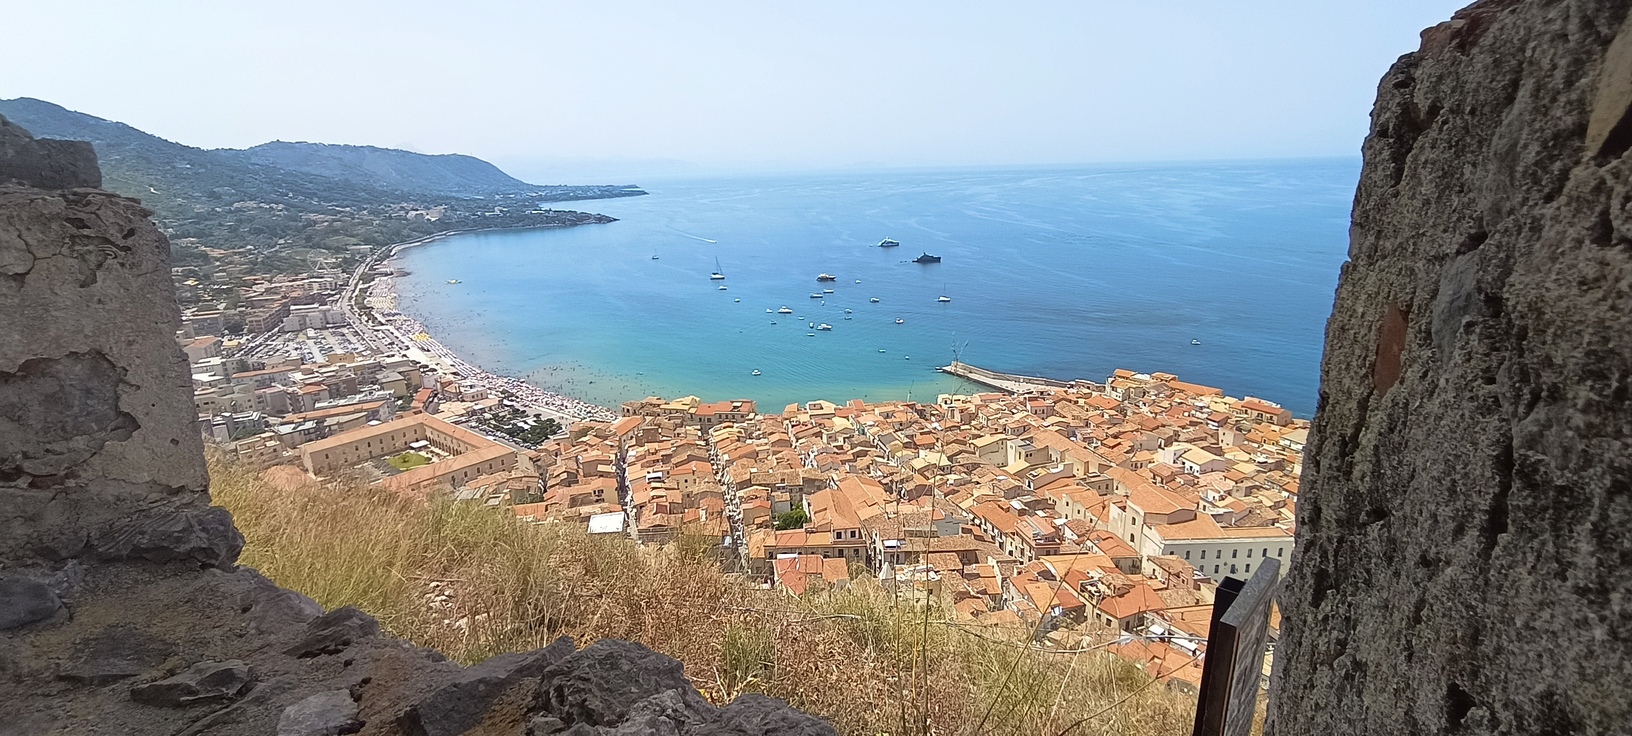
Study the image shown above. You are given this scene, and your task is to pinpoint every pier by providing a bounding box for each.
[938,361,1075,393]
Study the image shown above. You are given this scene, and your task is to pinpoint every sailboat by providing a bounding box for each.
[710,257,726,280]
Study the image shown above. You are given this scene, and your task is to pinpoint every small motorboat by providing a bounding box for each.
[766,308,773,313]
[809,293,823,299]
[752,370,762,376]
[869,297,881,303]
[734,298,741,302]
[904,355,911,360]
[844,308,853,313]
[778,306,794,314]
[937,296,951,303]
[807,332,816,337]
[844,315,852,320]
[817,323,832,331]
[895,318,905,324]
[446,279,461,284]
[822,288,834,294]
[1191,339,1202,345]
[816,273,837,282]
[878,238,900,248]
[878,349,887,353]
[770,320,777,324]
[651,254,659,260]
[809,322,815,328]
[719,285,728,290]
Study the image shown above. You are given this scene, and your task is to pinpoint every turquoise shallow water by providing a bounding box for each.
[393,160,1356,416]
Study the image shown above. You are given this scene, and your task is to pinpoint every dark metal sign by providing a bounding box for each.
[1192,556,1280,736]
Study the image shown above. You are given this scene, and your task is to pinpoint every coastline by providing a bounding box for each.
[345,228,621,425]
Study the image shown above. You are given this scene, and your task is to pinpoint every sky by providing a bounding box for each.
[2,1,1469,181]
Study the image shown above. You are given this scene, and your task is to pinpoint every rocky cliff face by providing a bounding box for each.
[0,117,832,736]
[1269,1,1632,735]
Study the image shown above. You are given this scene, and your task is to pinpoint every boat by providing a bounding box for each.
[1191,339,1202,345]
[734,298,741,302]
[718,285,728,290]
[769,320,777,324]
[778,306,793,314]
[913,253,942,264]
[878,238,900,248]
[446,279,461,284]
[904,355,911,360]
[895,318,905,324]
[937,295,951,303]
[844,315,852,320]
[809,322,815,328]
[878,349,886,353]
[809,293,823,299]
[807,332,816,337]
[816,273,837,282]
[854,279,862,283]
[817,323,833,331]
[651,254,659,260]
[869,297,880,303]
[751,370,762,376]
[844,308,853,313]
[710,256,726,280]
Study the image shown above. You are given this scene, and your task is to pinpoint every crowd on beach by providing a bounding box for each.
[363,275,617,423]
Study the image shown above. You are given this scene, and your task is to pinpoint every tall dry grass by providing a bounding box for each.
[210,455,1195,736]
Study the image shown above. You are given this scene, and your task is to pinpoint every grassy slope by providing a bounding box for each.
[210,456,1195,736]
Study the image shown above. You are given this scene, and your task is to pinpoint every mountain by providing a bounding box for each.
[0,97,640,208]
[0,97,641,275]
[224,140,538,199]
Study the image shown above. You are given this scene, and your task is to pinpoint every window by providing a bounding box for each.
[1213,565,1219,574]
[1184,551,1191,560]
[1200,550,1207,560]
[1232,549,1238,559]
[1245,563,1252,573]
[1263,548,1269,558]
[1278,547,1285,557]
[1247,548,1254,558]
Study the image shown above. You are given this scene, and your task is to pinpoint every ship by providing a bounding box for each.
[710,256,726,280]
[816,273,837,282]
[913,253,941,264]
[778,306,794,314]
[817,323,833,331]
[878,238,900,248]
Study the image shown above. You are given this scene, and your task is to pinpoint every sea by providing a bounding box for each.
[392,159,1358,418]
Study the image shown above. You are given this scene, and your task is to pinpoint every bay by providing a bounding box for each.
[393,159,1356,417]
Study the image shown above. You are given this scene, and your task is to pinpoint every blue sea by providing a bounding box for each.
[393,160,1357,417]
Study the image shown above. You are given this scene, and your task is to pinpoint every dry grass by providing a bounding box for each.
[211,455,1195,736]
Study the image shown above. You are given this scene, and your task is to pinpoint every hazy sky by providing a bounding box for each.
[3,1,1468,180]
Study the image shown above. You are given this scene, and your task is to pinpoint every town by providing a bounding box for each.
[182,251,1305,695]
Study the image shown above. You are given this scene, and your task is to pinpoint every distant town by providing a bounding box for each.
[182,240,1305,693]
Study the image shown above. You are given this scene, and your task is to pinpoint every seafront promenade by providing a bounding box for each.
[938,360,1078,393]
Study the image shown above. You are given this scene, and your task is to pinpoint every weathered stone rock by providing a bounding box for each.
[277,690,362,736]
[130,659,253,707]
[58,625,174,685]
[0,576,61,630]
[1268,2,1632,735]
[703,694,839,736]
[538,640,710,728]
[0,114,99,190]
[283,607,381,659]
[397,635,575,736]
[92,505,244,568]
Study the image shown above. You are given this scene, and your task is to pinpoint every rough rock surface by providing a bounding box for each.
[1268,2,1632,735]
[0,113,835,735]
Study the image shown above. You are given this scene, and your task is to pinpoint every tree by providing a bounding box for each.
[774,508,809,530]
